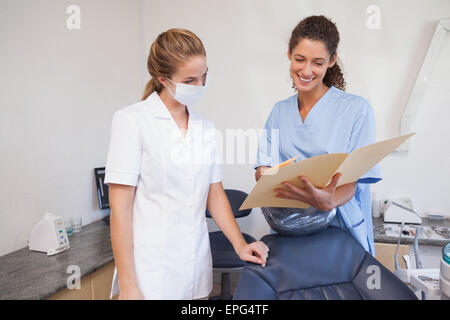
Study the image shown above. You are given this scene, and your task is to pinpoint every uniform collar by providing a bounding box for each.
[145,91,201,144]
[145,92,171,119]
[145,91,197,121]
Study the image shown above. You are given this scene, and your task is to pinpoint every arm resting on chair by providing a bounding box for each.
[206,182,269,267]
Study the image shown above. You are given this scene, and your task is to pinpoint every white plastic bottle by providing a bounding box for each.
[372,192,381,218]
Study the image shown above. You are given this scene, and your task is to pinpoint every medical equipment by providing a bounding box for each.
[261,206,336,236]
[28,213,70,256]
[94,167,111,225]
[414,227,424,269]
[394,222,441,299]
[440,242,450,299]
[383,224,446,241]
[427,214,445,221]
[383,198,422,224]
[167,74,209,106]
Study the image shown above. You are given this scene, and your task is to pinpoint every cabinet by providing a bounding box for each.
[374,242,409,273]
[48,262,117,300]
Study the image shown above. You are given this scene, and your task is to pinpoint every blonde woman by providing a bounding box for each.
[104,29,269,300]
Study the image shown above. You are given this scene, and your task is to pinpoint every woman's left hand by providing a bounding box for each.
[236,241,270,267]
[274,172,342,212]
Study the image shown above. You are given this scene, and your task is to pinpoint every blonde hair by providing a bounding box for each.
[141,28,206,100]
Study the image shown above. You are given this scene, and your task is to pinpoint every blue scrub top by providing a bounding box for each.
[255,86,382,255]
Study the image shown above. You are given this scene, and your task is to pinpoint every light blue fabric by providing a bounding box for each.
[255,86,382,255]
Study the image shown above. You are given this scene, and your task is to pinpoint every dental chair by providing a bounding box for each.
[233,226,417,300]
[206,189,256,300]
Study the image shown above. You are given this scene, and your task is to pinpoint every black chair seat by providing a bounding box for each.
[209,231,256,269]
[233,227,418,300]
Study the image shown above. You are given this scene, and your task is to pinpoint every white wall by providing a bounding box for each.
[374,18,450,216]
[1,0,449,256]
[141,0,450,240]
[0,0,143,256]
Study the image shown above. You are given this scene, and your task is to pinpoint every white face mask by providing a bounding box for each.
[167,75,209,106]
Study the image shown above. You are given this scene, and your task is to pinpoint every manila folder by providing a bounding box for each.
[239,133,415,210]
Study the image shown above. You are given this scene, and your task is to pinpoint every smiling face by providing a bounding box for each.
[288,38,337,93]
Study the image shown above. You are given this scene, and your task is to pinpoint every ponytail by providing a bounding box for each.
[323,59,346,91]
[141,78,163,100]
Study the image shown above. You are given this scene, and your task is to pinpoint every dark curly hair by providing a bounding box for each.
[289,15,346,91]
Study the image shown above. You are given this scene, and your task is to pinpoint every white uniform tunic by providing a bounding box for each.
[104,92,222,299]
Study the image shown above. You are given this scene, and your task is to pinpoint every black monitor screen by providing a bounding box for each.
[94,167,109,209]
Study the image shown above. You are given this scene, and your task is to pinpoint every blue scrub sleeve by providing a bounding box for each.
[347,99,382,184]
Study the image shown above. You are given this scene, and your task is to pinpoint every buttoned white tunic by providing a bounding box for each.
[104,92,222,299]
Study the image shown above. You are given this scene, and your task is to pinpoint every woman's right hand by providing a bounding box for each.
[118,285,145,300]
[255,166,271,181]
